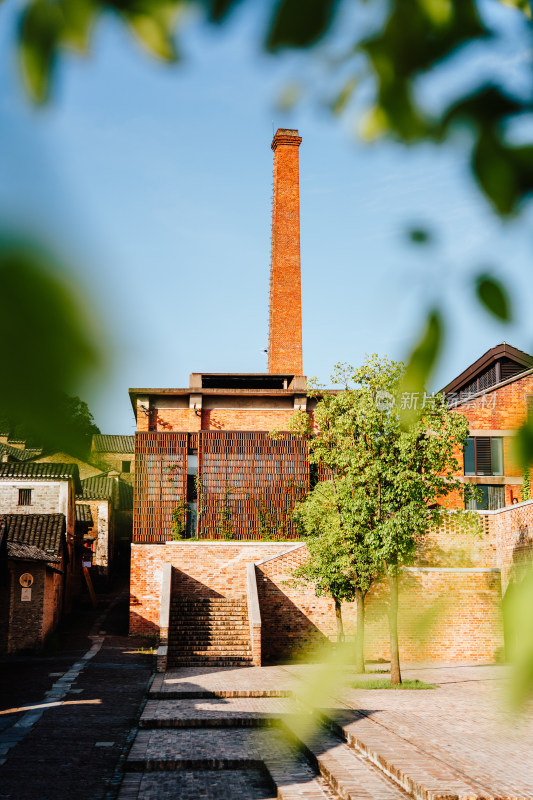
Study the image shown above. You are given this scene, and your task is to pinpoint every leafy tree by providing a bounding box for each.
[305,356,470,684]
[293,477,381,672]
[0,393,100,459]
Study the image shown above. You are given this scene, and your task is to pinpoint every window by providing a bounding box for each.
[18,488,32,506]
[463,437,503,476]
[465,484,505,511]
[121,460,131,473]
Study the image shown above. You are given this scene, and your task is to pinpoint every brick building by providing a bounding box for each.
[442,342,533,509]
[127,129,526,668]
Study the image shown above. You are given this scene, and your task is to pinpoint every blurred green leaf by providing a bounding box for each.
[0,237,103,452]
[417,0,453,26]
[513,419,533,469]
[330,75,358,115]
[503,568,533,710]
[498,0,532,18]
[407,227,432,244]
[473,132,533,216]
[203,0,241,22]
[19,0,64,103]
[475,273,511,322]
[266,0,339,51]
[400,309,443,420]
[276,81,304,112]
[123,5,179,61]
[60,0,97,53]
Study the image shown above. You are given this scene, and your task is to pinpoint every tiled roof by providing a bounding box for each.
[1,514,65,560]
[75,504,93,524]
[79,475,115,500]
[118,480,133,510]
[92,435,135,454]
[0,442,42,462]
[7,540,61,563]
[0,462,82,493]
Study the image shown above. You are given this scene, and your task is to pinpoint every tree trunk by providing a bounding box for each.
[387,570,402,685]
[334,597,344,643]
[354,587,365,673]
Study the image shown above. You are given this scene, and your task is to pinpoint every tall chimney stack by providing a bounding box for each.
[268,128,303,375]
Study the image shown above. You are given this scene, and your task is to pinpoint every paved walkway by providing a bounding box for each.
[0,589,153,800]
[138,663,533,800]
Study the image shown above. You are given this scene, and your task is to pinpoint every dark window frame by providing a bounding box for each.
[121,460,131,473]
[463,436,503,476]
[18,488,32,506]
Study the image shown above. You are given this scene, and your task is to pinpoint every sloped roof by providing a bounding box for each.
[441,343,533,396]
[92,435,135,454]
[0,462,82,492]
[79,474,115,500]
[0,442,42,462]
[117,480,133,510]
[75,504,93,524]
[7,541,61,563]
[1,514,65,560]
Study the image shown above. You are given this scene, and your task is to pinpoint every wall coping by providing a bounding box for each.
[255,543,306,565]
[403,566,501,574]
[478,498,533,516]
[161,540,300,547]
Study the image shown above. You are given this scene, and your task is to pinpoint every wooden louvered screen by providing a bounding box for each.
[133,432,187,543]
[198,431,309,540]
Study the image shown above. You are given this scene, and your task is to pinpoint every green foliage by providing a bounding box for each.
[311,356,469,569]
[0,238,102,456]
[521,467,531,502]
[171,500,188,539]
[293,479,381,602]
[475,274,512,323]
[220,483,233,540]
[349,678,436,690]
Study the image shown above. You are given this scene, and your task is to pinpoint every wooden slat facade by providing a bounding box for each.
[134,432,188,543]
[133,430,308,542]
[198,431,308,540]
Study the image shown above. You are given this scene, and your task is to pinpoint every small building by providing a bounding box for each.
[90,435,135,483]
[0,462,82,609]
[76,472,133,576]
[443,343,533,509]
[0,514,68,653]
[30,450,103,481]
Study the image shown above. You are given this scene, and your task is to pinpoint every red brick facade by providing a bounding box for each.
[268,129,303,375]
[451,371,533,507]
[130,540,504,662]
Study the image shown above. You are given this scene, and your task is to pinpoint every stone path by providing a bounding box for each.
[0,589,153,800]
[128,663,533,800]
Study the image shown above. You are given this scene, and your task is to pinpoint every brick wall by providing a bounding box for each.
[486,500,533,588]
[0,481,62,514]
[130,541,503,662]
[8,561,45,652]
[200,409,295,431]
[129,541,299,635]
[257,548,503,663]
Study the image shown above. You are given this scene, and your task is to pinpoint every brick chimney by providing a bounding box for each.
[268,128,303,375]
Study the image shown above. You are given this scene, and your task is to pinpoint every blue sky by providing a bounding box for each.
[1,0,533,434]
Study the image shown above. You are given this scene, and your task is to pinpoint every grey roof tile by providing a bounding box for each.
[1,514,65,559]
[92,435,135,454]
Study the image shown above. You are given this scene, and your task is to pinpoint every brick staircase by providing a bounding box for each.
[168,597,253,667]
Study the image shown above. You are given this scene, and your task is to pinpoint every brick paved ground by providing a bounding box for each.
[0,587,153,800]
[284,662,533,799]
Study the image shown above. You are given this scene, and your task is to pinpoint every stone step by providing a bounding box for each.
[284,719,409,800]
[316,704,485,800]
[170,638,251,646]
[118,770,278,800]
[168,660,254,668]
[140,697,293,728]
